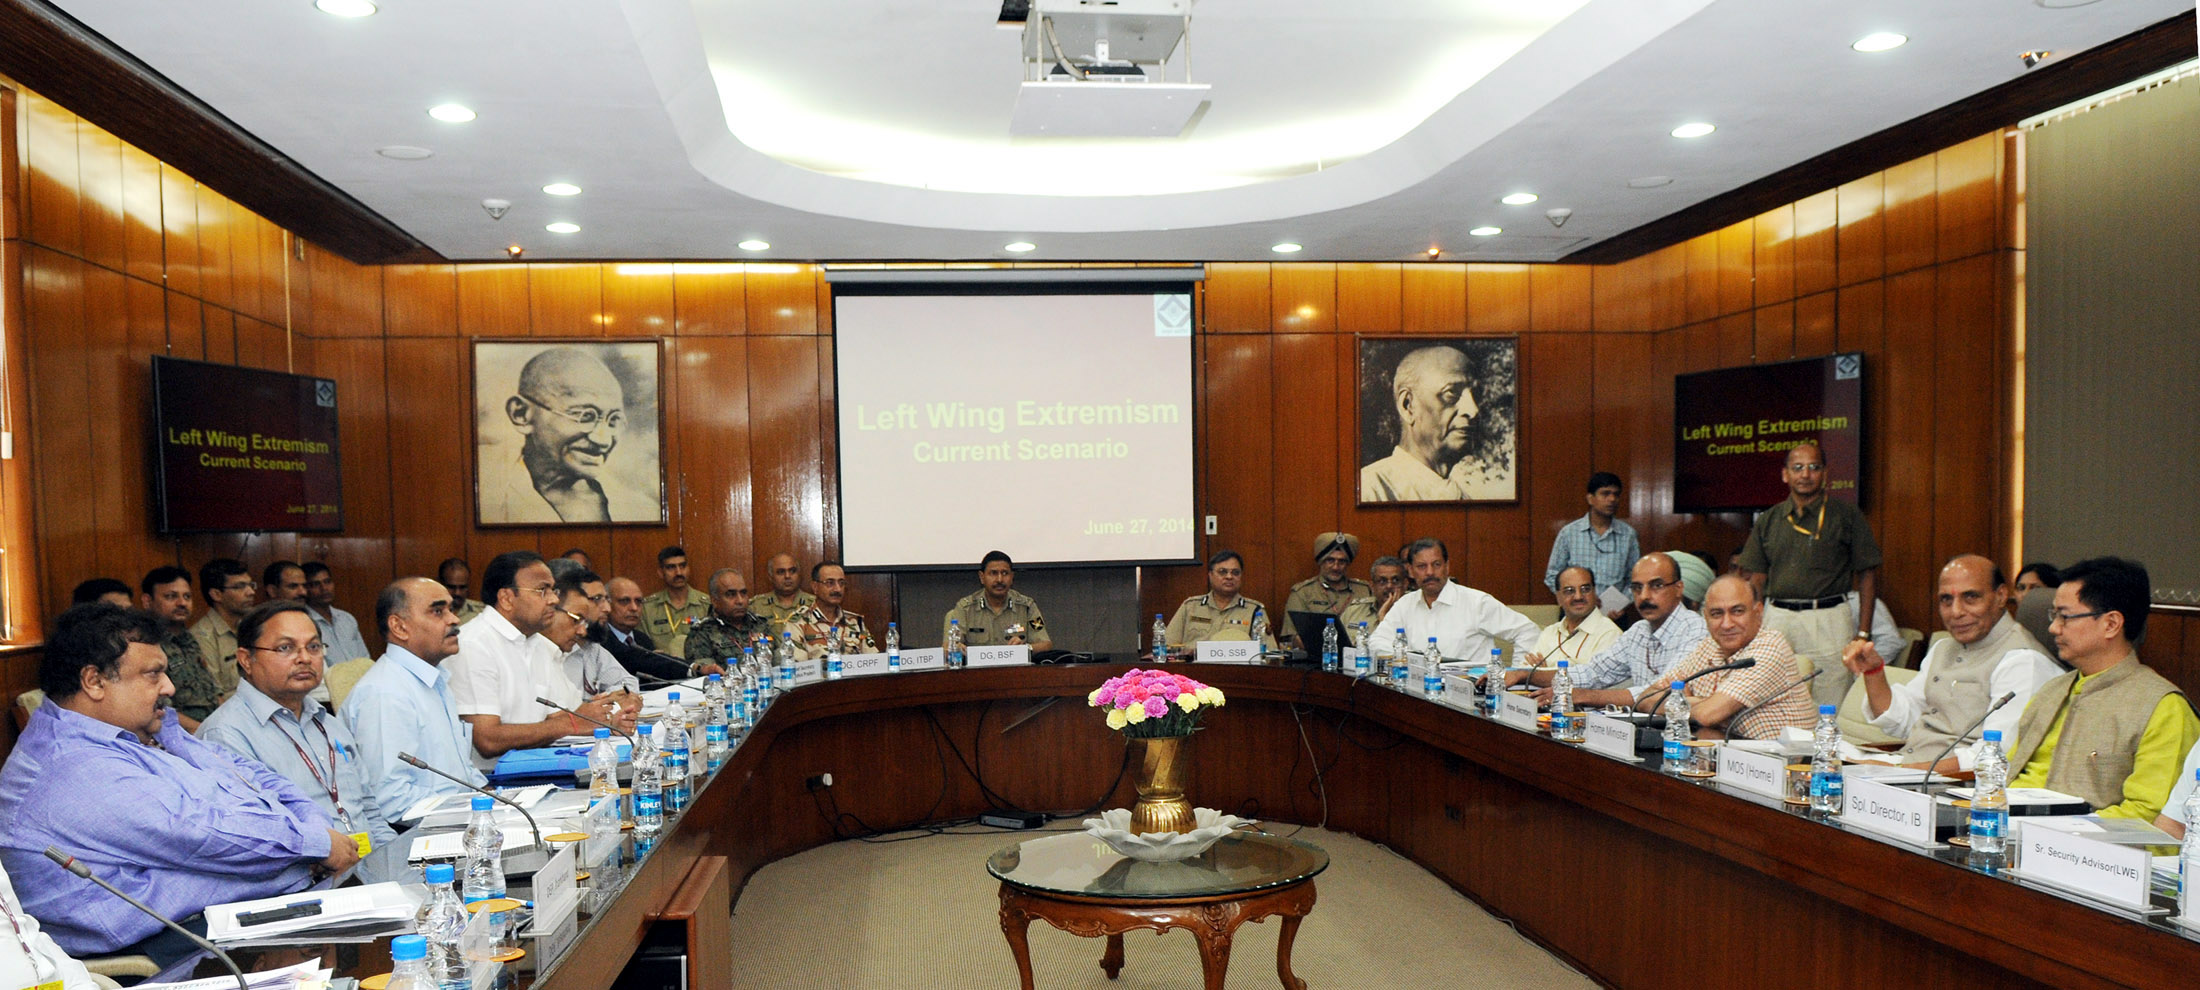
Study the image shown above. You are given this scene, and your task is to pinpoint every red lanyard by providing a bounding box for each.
[277,713,349,827]
[1552,626,1590,663]
[2,894,54,981]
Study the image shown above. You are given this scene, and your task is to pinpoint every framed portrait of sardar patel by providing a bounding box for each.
[1355,336,1518,505]
[472,339,666,526]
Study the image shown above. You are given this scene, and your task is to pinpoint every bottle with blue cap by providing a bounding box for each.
[460,795,505,904]
[633,722,664,835]
[1550,660,1576,741]
[386,934,432,990]
[414,862,470,990]
[587,727,618,803]
[886,621,901,672]
[1353,622,1371,677]
[704,676,730,769]
[1420,637,1444,698]
[1151,614,1168,664]
[661,700,691,813]
[777,631,798,690]
[1968,729,2008,853]
[1660,683,1692,772]
[1320,618,1340,672]
[946,618,966,669]
[1809,703,1844,815]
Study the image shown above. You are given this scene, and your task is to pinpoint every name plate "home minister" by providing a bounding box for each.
[967,645,1031,668]
[1195,641,1261,664]
[1583,714,1642,761]
[1496,691,1540,731]
[1714,746,1787,800]
[1839,776,1937,847]
[2016,821,2152,909]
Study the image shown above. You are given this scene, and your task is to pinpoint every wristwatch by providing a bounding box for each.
[1853,630,1872,641]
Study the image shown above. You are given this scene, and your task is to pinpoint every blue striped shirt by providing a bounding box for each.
[1544,514,1640,597]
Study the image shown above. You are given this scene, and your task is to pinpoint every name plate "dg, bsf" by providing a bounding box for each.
[967,645,1031,668]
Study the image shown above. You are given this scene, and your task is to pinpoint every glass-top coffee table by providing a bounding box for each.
[987,831,1329,990]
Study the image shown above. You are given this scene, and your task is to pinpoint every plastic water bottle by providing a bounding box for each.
[1551,660,1576,741]
[1968,729,2008,854]
[1420,636,1444,698]
[739,653,759,727]
[1353,622,1372,677]
[1660,684,1692,773]
[1809,704,1844,815]
[946,618,966,669]
[386,934,433,990]
[1483,648,1505,716]
[777,632,798,692]
[1250,607,1269,654]
[413,863,469,990]
[1320,618,1340,672]
[661,709,691,814]
[632,723,664,835]
[886,622,901,673]
[704,679,730,769]
[460,795,505,904]
[756,646,776,707]
[661,691,686,747]
[1151,614,1169,664]
[826,626,845,679]
[2180,768,2200,920]
[1388,628,1410,688]
[587,727,618,801]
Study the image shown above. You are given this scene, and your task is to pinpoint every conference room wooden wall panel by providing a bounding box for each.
[1333,262,1399,333]
[744,264,819,336]
[1930,253,2002,576]
[22,247,98,610]
[80,262,158,584]
[1683,231,1719,326]
[602,265,673,341]
[156,164,199,302]
[1269,334,1340,578]
[1793,289,1837,358]
[672,337,754,600]
[74,121,123,276]
[1465,263,1530,334]
[1199,334,1277,606]
[1882,154,1939,278]
[528,263,603,338]
[165,290,204,361]
[456,264,530,338]
[194,184,234,314]
[1754,300,1795,362]
[1714,218,1754,318]
[382,264,458,337]
[1201,261,1267,333]
[746,335,827,594]
[303,245,381,339]
[1793,189,1838,298]
[118,141,163,289]
[1879,268,1941,619]
[1587,333,1658,549]
[1269,262,1335,333]
[310,336,396,612]
[1399,263,1466,335]
[1714,310,1753,369]
[1937,132,2002,265]
[1589,251,1655,332]
[1527,264,1590,332]
[1837,172,1887,287]
[19,92,80,259]
[670,267,743,337]
[229,210,270,330]
[201,307,236,365]
[380,338,473,579]
[1754,203,1797,308]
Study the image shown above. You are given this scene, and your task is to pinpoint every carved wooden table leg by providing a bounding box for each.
[1272,880,1316,990]
[998,885,1038,990]
[1099,933,1124,979]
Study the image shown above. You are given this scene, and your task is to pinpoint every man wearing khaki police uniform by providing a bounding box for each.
[785,561,878,659]
[944,551,1051,650]
[685,569,775,670]
[1737,441,1882,709]
[640,545,710,659]
[1340,555,1410,647]
[750,552,816,634]
[1282,533,1371,648]
[1165,550,1279,652]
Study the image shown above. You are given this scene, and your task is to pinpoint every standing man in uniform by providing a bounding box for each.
[1341,555,1410,647]
[944,552,1051,650]
[191,558,256,698]
[140,566,221,731]
[1165,551,1278,652]
[1737,441,1883,709]
[785,562,878,659]
[1544,471,1639,614]
[641,545,709,659]
[751,553,815,634]
[439,557,486,624]
[1282,533,1370,649]
[686,569,775,669]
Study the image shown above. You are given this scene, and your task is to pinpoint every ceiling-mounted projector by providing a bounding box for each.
[1012,0,1210,138]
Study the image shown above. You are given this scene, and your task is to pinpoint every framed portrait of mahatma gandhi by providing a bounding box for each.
[472,339,666,526]
[1355,336,1518,505]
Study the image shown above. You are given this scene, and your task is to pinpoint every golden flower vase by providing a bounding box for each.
[1129,734,1195,835]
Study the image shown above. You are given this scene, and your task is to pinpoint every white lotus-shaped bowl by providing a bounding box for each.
[1081,807,1252,862]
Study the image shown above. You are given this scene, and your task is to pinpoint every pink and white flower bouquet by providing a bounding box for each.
[1087,668,1225,738]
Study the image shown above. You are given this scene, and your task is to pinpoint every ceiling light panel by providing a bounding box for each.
[428,103,476,123]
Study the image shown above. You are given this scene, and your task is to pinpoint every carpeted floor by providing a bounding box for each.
[724,825,1595,989]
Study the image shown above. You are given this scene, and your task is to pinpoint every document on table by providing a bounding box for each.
[402,784,555,826]
[129,958,332,989]
[410,824,536,861]
[1841,762,1956,785]
[205,882,421,942]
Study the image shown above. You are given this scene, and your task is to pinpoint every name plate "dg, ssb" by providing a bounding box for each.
[967,645,1031,668]
[1195,641,1261,664]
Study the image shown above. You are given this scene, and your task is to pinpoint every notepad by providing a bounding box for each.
[205,883,420,942]
[408,825,536,861]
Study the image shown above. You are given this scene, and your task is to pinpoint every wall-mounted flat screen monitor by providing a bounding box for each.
[152,357,343,533]
[1673,353,1864,513]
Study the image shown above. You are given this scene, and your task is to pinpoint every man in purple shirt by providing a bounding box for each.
[0,604,358,958]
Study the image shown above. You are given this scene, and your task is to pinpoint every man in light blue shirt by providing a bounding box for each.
[1510,553,1708,708]
[0,604,355,958]
[302,562,375,666]
[1543,471,1640,607]
[341,576,482,824]
[200,601,396,854]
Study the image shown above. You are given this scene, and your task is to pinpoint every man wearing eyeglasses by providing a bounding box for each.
[1737,441,1883,709]
[2003,557,2199,821]
[538,560,640,706]
[447,551,626,769]
[1522,566,1621,670]
[485,346,658,525]
[198,601,397,862]
[190,557,257,697]
[1508,553,1708,708]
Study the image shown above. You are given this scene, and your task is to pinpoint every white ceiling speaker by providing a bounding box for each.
[481,198,511,221]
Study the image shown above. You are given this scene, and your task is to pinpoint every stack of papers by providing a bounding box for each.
[409,825,536,861]
[131,958,333,989]
[1843,762,1956,785]
[401,785,554,827]
[205,883,421,944]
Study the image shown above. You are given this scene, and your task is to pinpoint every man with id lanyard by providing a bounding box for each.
[1,856,93,990]
[200,601,396,861]
[1737,440,1882,710]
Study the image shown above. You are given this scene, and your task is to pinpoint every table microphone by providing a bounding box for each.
[536,696,637,748]
[43,846,250,990]
[1637,657,1759,710]
[634,670,708,688]
[1719,668,1822,741]
[396,753,545,851]
[1910,692,2018,793]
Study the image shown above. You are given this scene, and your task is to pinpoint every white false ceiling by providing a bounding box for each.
[48,0,2190,262]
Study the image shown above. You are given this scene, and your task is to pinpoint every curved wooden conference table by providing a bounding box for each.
[322,663,2200,989]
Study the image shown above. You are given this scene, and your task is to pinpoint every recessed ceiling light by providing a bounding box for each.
[1852,32,1907,53]
[1270,242,1303,254]
[428,104,476,123]
[375,145,432,160]
[738,239,770,252]
[1670,122,1716,139]
[1627,175,1674,188]
[545,222,580,234]
[314,0,377,16]
[1469,226,1501,237]
[1004,241,1037,253]
[1500,192,1539,206]
[542,183,581,197]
